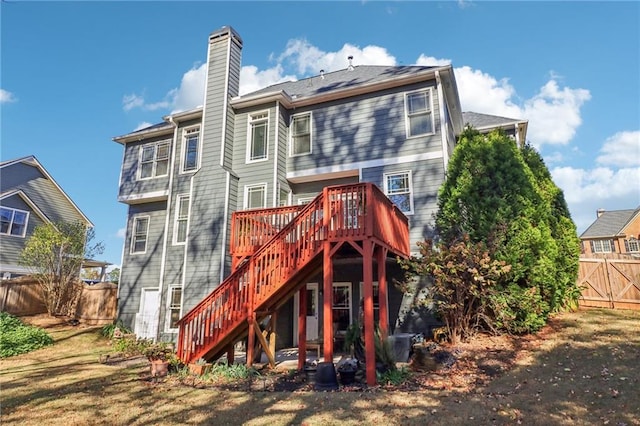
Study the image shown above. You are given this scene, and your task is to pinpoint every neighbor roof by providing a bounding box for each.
[580,207,640,238]
[462,111,527,130]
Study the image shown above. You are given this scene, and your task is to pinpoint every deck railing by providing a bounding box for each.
[176,183,409,364]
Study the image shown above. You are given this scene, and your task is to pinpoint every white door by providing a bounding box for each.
[136,288,159,340]
[306,283,319,340]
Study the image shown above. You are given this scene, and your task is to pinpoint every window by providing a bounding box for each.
[130,216,149,254]
[332,283,352,334]
[298,197,315,205]
[139,140,170,179]
[245,184,267,209]
[167,286,182,329]
[173,195,190,244]
[625,237,639,253]
[0,207,29,237]
[591,239,614,253]
[248,112,269,162]
[384,171,413,214]
[290,113,311,156]
[405,89,433,137]
[181,127,200,172]
[359,282,380,323]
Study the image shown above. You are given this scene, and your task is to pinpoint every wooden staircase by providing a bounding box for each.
[176,183,410,365]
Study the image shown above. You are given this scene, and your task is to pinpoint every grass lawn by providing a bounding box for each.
[1,308,638,426]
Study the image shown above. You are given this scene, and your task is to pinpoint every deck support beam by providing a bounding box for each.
[322,240,334,361]
[297,285,308,370]
[377,246,389,338]
[363,239,376,386]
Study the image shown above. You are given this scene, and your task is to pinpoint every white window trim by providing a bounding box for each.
[244,183,268,210]
[180,125,201,174]
[130,215,150,255]
[246,111,270,163]
[165,285,183,332]
[627,237,640,253]
[592,239,613,253]
[289,112,313,157]
[0,206,29,238]
[297,196,315,205]
[172,194,190,245]
[383,170,414,215]
[332,282,352,332]
[137,140,171,180]
[404,88,435,139]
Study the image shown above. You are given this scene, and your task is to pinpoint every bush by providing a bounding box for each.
[0,312,54,357]
[490,285,548,334]
[207,361,260,380]
[101,320,133,339]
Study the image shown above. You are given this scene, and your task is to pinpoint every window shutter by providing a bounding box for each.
[624,239,629,252]
[590,240,595,253]
[611,240,616,252]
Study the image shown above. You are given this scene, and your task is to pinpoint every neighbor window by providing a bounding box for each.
[290,113,312,156]
[0,207,29,237]
[173,195,190,244]
[405,89,433,137]
[625,237,639,253]
[591,239,614,253]
[168,286,182,329]
[248,112,269,162]
[181,126,200,172]
[139,140,170,179]
[384,171,414,214]
[245,184,267,209]
[130,216,150,254]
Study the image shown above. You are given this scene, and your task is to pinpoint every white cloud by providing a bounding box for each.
[596,131,640,167]
[170,63,207,113]
[454,67,590,148]
[239,64,297,96]
[133,122,154,131]
[0,89,17,103]
[543,151,564,165]
[552,165,640,233]
[415,54,451,66]
[116,227,126,239]
[122,93,145,111]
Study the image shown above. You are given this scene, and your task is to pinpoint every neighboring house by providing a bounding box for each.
[113,26,529,368]
[0,156,93,278]
[580,207,640,256]
[462,111,528,147]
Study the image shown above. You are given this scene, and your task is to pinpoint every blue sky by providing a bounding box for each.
[2,1,639,267]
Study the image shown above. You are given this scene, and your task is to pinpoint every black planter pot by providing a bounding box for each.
[338,369,357,385]
[314,362,339,391]
[304,366,317,385]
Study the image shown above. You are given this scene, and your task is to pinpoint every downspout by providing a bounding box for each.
[272,101,280,206]
[435,70,449,173]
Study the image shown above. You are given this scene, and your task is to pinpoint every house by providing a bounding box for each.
[580,207,640,256]
[0,156,93,279]
[113,26,528,382]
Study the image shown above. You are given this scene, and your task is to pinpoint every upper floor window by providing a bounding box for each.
[181,126,200,172]
[247,112,269,162]
[173,195,190,245]
[625,237,639,253]
[245,184,267,209]
[384,171,414,214]
[290,113,312,156]
[130,216,149,254]
[405,89,433,137]
[139,140,170,179]
[0,207,29,237]
[591,239,614,253]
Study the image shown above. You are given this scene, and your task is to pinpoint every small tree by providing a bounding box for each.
[20,221,104,316]
[107,267,120,284]
[399,236,511,344]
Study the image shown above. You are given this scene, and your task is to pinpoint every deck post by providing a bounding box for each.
[377,246,389,338]
[246,314,255,367]
[226,343,235,364]
[298,285,307,370]
[363,239,376,385]
[322,241,334,361]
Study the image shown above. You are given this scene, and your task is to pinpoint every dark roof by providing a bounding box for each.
[129,121,172,134]
[242,65,440,99]
[580,207,640,238]
[462,111,525,129]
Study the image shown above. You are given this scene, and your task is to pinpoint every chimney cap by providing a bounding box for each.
[597,208,606,218]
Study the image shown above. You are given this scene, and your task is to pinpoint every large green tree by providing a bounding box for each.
[434,127,581,333]
[20,221,104,316]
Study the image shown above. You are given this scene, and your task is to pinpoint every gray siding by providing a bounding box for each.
[286,81,442,173]
[118,201,167,330]
[361,158,444,250]
[118,134,173,201]
[0,194,47,273]
[290,176,359,203]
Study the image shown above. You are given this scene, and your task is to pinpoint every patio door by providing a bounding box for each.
[135,288,159,340]
[305,283,319,340]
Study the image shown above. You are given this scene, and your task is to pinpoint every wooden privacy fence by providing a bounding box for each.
[578,257,640,310]
[0,277,118,324]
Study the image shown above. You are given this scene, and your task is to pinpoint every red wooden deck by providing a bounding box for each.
[176,183,409,385]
